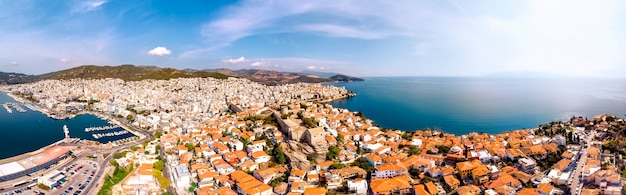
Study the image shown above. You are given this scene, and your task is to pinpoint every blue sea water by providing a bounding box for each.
[329,77,626,135]
[0,92,134,159]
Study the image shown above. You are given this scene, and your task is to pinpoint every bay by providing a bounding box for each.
[0,92,134,159]
[329,77,626,135]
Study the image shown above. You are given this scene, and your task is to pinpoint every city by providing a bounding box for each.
[0,77,623,195]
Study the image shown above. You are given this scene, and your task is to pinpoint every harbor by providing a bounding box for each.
[2,103,29,114]
[0,91,141,159]
[84,125,119,132]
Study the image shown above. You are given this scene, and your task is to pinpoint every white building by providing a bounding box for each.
[38,170,65,188]
[171,164,191,188]
[347,178,368,194]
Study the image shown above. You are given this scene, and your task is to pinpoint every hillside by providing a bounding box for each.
[1,65,363,85]
[36,65,229,81]
[230,69,332,85]
[329,74,365,82]
[0,72,36,84]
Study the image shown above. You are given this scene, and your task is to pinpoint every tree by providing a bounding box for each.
[131,146,141,151]
[436,145,451,154]
[409,168,421,178]
[409,145,420,155]
[330,161,344,169]
[185,143,195,151]
[154,160,164,171]
[401,133,412,141]
[273,147,287,164]
[603,140,617,153]
[351,157,374,179]
[155,130,163,138]
[327,145,340,160]
[337,134,344,143]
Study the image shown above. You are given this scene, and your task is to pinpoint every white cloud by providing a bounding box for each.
[299,24,385,39]
[250,61,267,67]
[72,0,108,13]
[60,58,71,64]
[147,47,172,56]
[222,57,246,64]
[306,66,316,70]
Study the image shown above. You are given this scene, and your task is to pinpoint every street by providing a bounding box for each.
[569,130,595,195]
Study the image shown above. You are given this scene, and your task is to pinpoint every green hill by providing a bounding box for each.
[36,65,229,81]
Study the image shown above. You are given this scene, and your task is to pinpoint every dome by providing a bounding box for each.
[449,146,462,153]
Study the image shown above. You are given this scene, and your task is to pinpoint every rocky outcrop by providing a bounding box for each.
[284,141,312,171]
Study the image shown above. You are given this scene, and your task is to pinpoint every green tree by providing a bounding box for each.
[350,157,374,172]
[330,161,344,169]
[273,147,287,164]
[327,145,340,160]
[409,145,420,155]
[154,160,164,171]
[603,140,617,153]
[155,130,163,138]
[185,143,195,151]
[436,145,451,154]
[401,133,412,141]
[336,134,344,143]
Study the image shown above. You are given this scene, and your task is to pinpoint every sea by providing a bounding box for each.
[0,92,135,159]
[329,77,626,135]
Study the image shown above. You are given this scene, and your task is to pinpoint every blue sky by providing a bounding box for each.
[1,0,625,77]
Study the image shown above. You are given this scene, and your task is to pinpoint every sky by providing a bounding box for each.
[1,0,626,77]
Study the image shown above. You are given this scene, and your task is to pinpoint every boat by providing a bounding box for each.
[3,104,12,113]
[85,125,120,132]
[24,104,36,111]
[91,130,130,139]
[15,106,26,112]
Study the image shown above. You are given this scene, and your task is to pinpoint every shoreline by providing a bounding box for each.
[0,89,147,153]
[0,139,65,165]
[2,91,144,141]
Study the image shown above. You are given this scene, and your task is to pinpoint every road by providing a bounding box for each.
[570,130,595,195]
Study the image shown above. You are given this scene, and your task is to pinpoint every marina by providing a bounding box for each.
[92,130,130,139]
[2,103,27,113]
[14,106,25,113]
[23,104,36,111]
[0,92,140,159]
[2,104,11,114]
[84,125,120,132]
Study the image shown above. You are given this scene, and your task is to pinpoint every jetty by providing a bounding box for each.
[84,125,120,132]
[14,105,26,113]
[2,104,11,114]
[92,130,130,139]
[24,104,36,111]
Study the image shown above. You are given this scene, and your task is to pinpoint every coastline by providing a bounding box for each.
[2,91,144,142]
[0,90,146,161]
[0,139,65,165]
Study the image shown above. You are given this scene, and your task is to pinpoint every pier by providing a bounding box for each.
[2,103,28,113]
[2,104,11,114]
[92,130,130,139]
[84,125,120,132]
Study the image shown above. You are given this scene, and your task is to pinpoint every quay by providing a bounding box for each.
[0,140,71,182]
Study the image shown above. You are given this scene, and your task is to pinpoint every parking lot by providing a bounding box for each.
[0,159,99,195]
[53,159,99,195]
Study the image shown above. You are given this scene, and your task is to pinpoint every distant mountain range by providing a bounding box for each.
[301,70,364,82]
[0,72,35,85]
[0,65,363,85]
